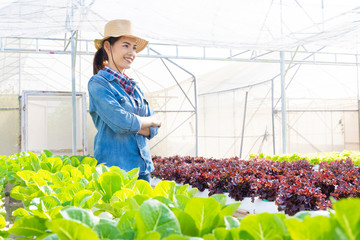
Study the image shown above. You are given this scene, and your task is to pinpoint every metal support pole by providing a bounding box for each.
[193,76,199,157]
[280,51,287,154]
[357,55,360,150]
[21,93,26,152]
[271,78,276,154]
[82,93,88,155]
[18,39,21,96]
[239,91,248,158]
[71,30,78,155]
[358,99,360,150]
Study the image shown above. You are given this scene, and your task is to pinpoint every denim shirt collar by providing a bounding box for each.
[97,69,117,82]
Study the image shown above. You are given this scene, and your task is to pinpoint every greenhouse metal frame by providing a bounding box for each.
[1,0,360,158]
[1,35,359,157]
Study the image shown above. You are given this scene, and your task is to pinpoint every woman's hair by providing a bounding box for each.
[93,37,121,74]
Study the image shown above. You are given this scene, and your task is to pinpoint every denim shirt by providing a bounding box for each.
[88,69,158,175]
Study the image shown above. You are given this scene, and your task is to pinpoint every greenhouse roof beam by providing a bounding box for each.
[0,37,359,66]
[274,109,358,113]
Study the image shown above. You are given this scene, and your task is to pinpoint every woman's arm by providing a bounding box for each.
[136,89,161,139]
[137,115,161,137]
[138,115,161,128]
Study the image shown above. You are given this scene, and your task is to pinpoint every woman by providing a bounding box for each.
[88,19,161,182]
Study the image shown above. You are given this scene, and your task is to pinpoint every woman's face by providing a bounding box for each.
[104,36,137,74]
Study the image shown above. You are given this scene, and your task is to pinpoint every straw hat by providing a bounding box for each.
[94,19,148,53]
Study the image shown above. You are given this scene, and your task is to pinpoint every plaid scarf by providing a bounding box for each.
[104,66,136,95]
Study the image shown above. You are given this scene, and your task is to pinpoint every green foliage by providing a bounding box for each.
[0,216,5,229]
[184,197,221,236]
[250,150,360,165]
[175,210,199,236]
[239,213,290,240]
[72,190,102,209]
[40,157,63,173]
[9,216,47,237]
[133,179,154,196]
[224,216,240,229]
[59,207,99,229]
[5,150,360,240]
[285,216,334,240]
[136,199,181,238]
[94,222,122,239]
[98,171,124,202]
[174,194,190,211]
[331,198,360,240]
[81,156,98,167]
[153,180,176,201]
[46,219,100,240]
[117,210,138,239]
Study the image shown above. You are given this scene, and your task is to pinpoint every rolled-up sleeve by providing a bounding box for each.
[89,80,141,134]
[147,126,158,140]
[145,100,159,140]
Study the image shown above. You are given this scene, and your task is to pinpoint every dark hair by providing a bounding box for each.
[93,37,121,74]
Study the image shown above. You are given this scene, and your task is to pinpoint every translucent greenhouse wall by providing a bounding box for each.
[20,92,87,155]
[0,95,19,155]
[196,62,360,158]
[0,39,359,158]
[199,82,274,158]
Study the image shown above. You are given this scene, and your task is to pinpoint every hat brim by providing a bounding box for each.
[94,35,148,53]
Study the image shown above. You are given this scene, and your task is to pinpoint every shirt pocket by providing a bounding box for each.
[118,96,134,113]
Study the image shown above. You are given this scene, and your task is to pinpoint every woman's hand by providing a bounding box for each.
[137,128,150,136]
[138,115,161,128]
[149,115,162,128]
[136,115,161,137]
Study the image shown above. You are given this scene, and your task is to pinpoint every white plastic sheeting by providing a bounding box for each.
[21,92,87,155]
[1,0,360,52]
[196,62,359,157]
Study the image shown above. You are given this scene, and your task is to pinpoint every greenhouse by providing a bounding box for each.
[1,0,360,239]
